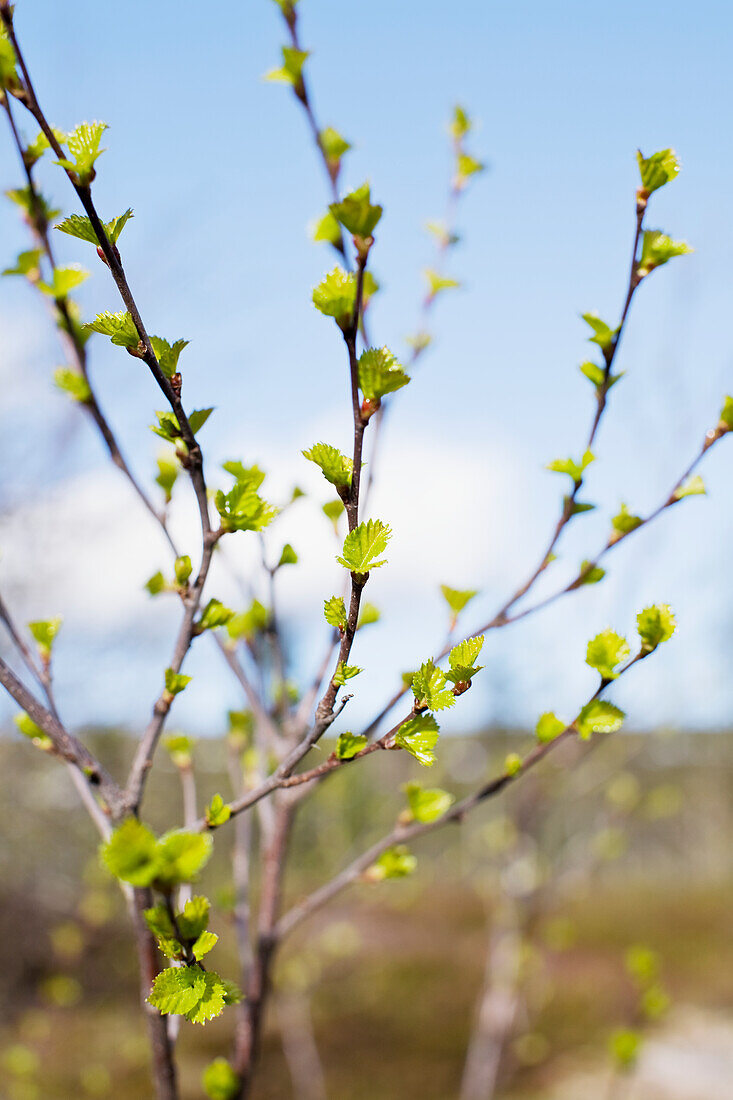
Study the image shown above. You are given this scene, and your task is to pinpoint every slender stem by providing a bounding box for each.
[131,887,180,1100]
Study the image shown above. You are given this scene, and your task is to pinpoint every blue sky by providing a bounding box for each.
[1,0,732,737]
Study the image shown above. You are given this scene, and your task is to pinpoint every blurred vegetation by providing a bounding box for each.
[2,725,733,1098]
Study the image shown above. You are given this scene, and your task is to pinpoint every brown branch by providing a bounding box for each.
[0,653,124,815]
[275,654,647,940]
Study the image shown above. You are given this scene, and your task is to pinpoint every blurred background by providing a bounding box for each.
[1,0,732,1097]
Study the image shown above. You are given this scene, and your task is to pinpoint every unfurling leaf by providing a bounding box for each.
[411,659,455,711]
[319,126,351,167]
[14,712,52,751]
[324,595,347,632]
[335,731,367,760]
[302,442,353,488]
[310,210,343,247]
[395,713,440,766]
[636,605,676,652]
[150,336,189,378]
[215,484,278,534]
[149,965,233,1024]
[203,1058,240,1100]
[424,269,460,297]
[83,310,140,350]
[672,474,705,500]
[611,503,642,537]
[198,599,235,632]
[54,367,91,402]
[227,600,269,641]
[358,346,410,405]
[719,395,733,430]
[636,148,680,195]
[403,781,453,823]
[312,266,359,328]
[357,602,380,629]
[28,618,62,659]
[330,182,383,241]
[637,230,692,277]
[163,734,193,768]
[504,753,523,776]
[274,543,297,569]
[547,449,594,485]
[156,452,179,502]
[337,519,391,573]
[582,313,617,353]
[586,629,630,680]
[205,794,232,828]
[56,208,133,246]
[165,668,192,696]
[575,559,606,586]
[440,585,479,617]
[175,555,192,585]
[365,845,417,882]
[447,635,485,684]
[576,700,625,740]
[38,265,89,299]
[264,46,309,89]
[56,121,107,185]
[333,662,362,686]
[535,712,565,743]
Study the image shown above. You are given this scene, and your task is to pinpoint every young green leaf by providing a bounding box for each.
[455,153,485,183]
[143,904,182,959]
[226,600,269,642]
[277,543,298,567]
[145,571,167,596]
[403,781,453,823]
[56,121,108,185]
[155,452,179,502]
[302,442,353,488]
[205,794,231,828]
[322,499,344,530]
[440,585,478,617]
[215,484,278,534]
[447,635,485,684]
[330,182,383,240]
[312,266,358,328]
[3,248,43,278]
[174,555,192,585]
[576,700,625,739]
[335,731,367,760]
[424,269,460,297]
[324,595,347,632]
[165,668,192,696]
[83,310,140,350]
[155,831,213,886]
[163,733,194,768]
[54,367,91,402]
[56,208,133,246]
[575,559,606,586]
[637,230,692,277]
[504,753,523,776]
[366,845,417,882]
[176,897,211,942]
[611,503,642,537]
[264,46,309,90]
[636,148,680,194]
[222,461,266,492]
[394,713,440,766]
[310,210,343,247]
[719,395,733,430]
[337,519,391,573]
[202,1059,239,1100]
[38,265,89,299]
[586,629,630,680]
[192,930,219,961]
[357,602,380,629]
[101,819,160,887]
[411,659,455,711]
[636,605,676,652]
[672,474,705,500]
[319,126,351,167]
[546,449,594,485]
[358,346,410,405]
[450,104,471,139]
[536,712,566,743]
[149,966,207,1017]
[333,662,362,687]
[28,618,62,659]
[14,712,53,751]
[582,313,617,353]
[150,336,189,379]
[198,599,235,632]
